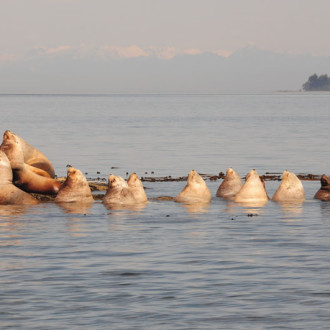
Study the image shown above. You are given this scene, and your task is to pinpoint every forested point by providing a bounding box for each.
[302,74,330,91]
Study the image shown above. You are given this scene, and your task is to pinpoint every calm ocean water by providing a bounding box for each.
[1,93,330,329]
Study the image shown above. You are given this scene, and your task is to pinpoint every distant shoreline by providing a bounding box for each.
[2,91,330,97]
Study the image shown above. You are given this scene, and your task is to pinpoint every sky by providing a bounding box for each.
[1,0,330,93]
[1,0,330,60]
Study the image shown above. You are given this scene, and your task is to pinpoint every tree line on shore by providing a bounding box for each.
[302,73,330,91]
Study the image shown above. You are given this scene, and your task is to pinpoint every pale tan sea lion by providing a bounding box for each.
[127,172,148,203]
[0,150,39,205]
[234,169,268,204]
[0,133,62,194]
[103,174,148,206]
[272,171,305,202]
[216,168,242,199]
[175,170,211,203]
[1,130,55,178]
[55,167,94,203]
[314,175,330,201]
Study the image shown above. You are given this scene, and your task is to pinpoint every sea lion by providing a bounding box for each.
[127,172,148,203]
[314,174,330,201]
[103,174,148,206]
[0,133,62,194]
[216,168,242,199]
[0,150,39,205]
[1,130,55,178]
[234,169,268,204]
[175,170,211,203]
[55,167,94,203]
[272,170,305,202]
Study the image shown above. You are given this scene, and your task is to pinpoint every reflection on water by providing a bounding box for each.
[223,201,237,214]
[0,206,33,247]
[277,201,304,216]
[319,201,330,217]
[0,205,41,247]
[0,204,33,218]
[65,217,89,237]
[103,201,147,212]
[56,201,93,214]
[234,200,268,209]
[225,200,268,215]
[178,202,210,214]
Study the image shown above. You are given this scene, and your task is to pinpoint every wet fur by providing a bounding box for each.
[234,169,268,203]
[0,151,39,205]
[175,170,211,203]
[103,173,147,205]
[1,130,55,178]
[55,167,93,203]
[216,168,242,199]
[272,171,305,202]
[1,133,61,194]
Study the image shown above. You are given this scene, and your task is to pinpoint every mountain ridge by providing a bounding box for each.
[1,46,330,94]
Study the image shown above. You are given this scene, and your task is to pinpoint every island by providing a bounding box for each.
[302,74,330,91]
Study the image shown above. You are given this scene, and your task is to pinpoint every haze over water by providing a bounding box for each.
[1,93,330,329]
[1,93,329,177]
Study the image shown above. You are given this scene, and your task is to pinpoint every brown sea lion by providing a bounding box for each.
[103,174,148,206]
[1,130,55,178]
[216,168,242,199]
[0,133,62,194]
[55,167,94,203]
[0,150,39,205]
[314,174,330,201]
[272,170,305,202]
[175,170,211,203]
[234,169,268,204]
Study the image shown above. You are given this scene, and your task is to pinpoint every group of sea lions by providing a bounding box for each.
[216,168,306,206]
[173,167,306,207]
[0,130,149,209]
[0,130,330,209]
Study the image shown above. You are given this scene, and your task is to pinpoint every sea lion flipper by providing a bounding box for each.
[26,164,51,178]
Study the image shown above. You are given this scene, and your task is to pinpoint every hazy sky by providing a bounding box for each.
[1,0,330,59]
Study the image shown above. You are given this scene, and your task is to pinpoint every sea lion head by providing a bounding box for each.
[127,172,143,189]
[247,170,269,197]
[2,130,16,142]
[127,172,147,203]
[65,166,87,186]
[280,171,302,188]
[187,170,205,186]
[1,130,19,149]
[226,168,235,176]
[103,174,133,206]
[107,174,128,189]
[175,170,211,203]
[0,131,24,169]
[55,166,92,203]
[246,169,258,181]
[225,168,242,185]
[272,170,305,202]
[320,174,330,188]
